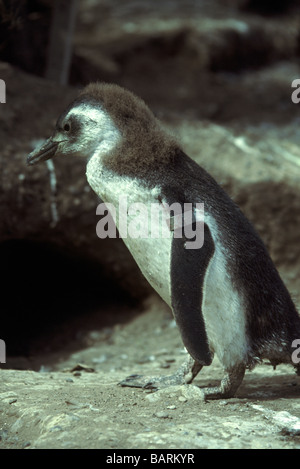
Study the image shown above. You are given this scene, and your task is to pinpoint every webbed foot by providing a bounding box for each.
[119,356,202,391]
[200,363,246,400]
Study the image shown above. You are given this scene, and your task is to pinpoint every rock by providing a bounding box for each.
[178,396,187,402]
[154,411,170,419]
[181,385,205,401]
[251,405,300,436]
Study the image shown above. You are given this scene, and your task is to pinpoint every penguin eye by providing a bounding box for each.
[64,122,71,132]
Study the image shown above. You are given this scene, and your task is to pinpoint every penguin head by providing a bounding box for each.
[27,83,178,174]
[27,85,124,166]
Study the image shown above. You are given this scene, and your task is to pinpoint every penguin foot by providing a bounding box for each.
[119,356,202,391]
[200,363,246,400]
[119,374,185,391]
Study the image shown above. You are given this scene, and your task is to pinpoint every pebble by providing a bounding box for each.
[178,396,187,402]
[69,364,95,373]
[181,386,204,400]
[50,425,63,432]
[167,405,177,410]
[154,411,170,419]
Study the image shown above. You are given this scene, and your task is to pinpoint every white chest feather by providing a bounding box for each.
[87,157,173,304]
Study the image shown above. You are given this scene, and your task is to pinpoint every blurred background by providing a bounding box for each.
[0,0,300,364]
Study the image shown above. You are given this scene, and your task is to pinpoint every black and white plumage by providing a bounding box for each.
[27,83,300,399]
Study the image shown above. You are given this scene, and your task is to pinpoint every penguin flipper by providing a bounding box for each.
[159,186,214,366]
[170,214,214,366]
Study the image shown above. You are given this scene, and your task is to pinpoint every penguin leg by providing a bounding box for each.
[200,363,246,400]
[119,356,203,390]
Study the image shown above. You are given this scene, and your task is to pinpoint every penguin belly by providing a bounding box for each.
[123,233,173,306]
[201,215,249,369]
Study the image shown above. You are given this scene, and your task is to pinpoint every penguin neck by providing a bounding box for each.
[100,127,179,179]
[86,147,154,211]
[86,124,179,202]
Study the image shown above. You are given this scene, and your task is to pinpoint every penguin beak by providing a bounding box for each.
[27,137,59,166]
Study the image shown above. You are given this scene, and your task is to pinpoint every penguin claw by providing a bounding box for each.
[143,381,160,391]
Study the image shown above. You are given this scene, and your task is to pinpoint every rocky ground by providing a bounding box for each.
[1,0,300,450]
[1,297,300,449]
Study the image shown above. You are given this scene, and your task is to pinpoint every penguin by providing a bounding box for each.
[27,82,300,399]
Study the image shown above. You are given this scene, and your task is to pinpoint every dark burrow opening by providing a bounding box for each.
[0,239,136,366]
